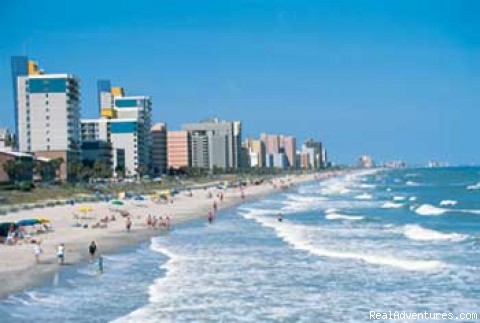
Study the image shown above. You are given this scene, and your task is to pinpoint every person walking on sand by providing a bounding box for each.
[34,241,43,264]
[126,217,132,232]
[89,241,97,261]
[213,201,218,213]
[57,243,65,265]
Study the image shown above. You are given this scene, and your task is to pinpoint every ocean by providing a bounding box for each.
[1,167,479,322]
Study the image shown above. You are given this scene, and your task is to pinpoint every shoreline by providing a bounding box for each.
[0,171,342,299]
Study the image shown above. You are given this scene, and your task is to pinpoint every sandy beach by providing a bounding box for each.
[0,172,338,298]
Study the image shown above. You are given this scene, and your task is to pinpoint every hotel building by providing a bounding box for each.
[13,57,81,180]
[167,131,191,170]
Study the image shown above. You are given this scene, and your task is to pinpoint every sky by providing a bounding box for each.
[0,0,479,165]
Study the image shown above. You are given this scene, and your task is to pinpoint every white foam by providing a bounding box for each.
[409,196,417,201]
[381,202,403,209]
[402,224,468,242]
[359,184,376,189]
[467,183,480,190]
[325,208,337,214]
[325,213,364,221]
[386,188,392,192]
[393,196,406,201]
[405,173,419,178]
[415,204,447,216]
[439,200,457,207]
[406,181,420,186]
[355,193,373,200]
[242,209,444,272]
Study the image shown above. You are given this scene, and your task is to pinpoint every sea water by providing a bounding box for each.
[0,167,479,322]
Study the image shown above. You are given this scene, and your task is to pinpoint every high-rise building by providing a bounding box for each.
[243,138,265,167]
[280,135,296,168]
[302,138,324,169]
[260,133,280,156]
[261,133,297,168]
[14,59,81,181]
[182,118,241,170]
[151,123,168,176]
[358,155,374,168]
[11,56,30,147]
[82,81,152,177]
[167,131,191,170]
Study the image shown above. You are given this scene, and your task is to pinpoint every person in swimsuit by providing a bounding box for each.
[89,241,97,261]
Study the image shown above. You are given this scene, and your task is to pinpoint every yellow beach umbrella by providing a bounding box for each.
[78,206,92,213]
[36,217,50,223]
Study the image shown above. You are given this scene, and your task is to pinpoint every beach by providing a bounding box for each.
[0,172,329,298]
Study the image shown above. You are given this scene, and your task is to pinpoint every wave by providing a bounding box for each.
[414,204,480,216]
[439,200,457,207]
[359,183,376,189]
[406,181,420,186]
[409,196,417,201]
[325,213,364,221]
[402,224,468,242]
[393,196,406,201]
[241,209,444,272]
[405,173,420,178]
[381,202,403,209]
[466,183,480,190]
[414,204,448,216]
[355,193,373,200]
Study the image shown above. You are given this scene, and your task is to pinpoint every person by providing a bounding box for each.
[89,241,97,261]
[147,214,152,227]
[213,201,218,213]
[98,254,104,274]
[208,211,214,224]
[126,217,132,232]
[57,243,65,265]
[34,241,43,264]
[277,213,283,222]
[166,215,171,230]
[220,193,224,203]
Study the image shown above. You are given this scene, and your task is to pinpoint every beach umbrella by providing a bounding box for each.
[78,206,92,213]
[17,219,41,227]
[36,217,51,223]
[111,200,124,206]
[133,196,145,201]
[0,222,18,237]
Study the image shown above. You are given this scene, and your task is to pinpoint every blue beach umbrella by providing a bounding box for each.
[17,219,41,227]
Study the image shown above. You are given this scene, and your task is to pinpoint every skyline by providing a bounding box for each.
[1,0,479,164]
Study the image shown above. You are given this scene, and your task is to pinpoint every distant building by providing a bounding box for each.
[280,135,296,168]
[302,139,324,169]
[273,152,288,169]
[260,134,297,168]
[358,155,374,168]
[14,58,81,181]
[167,131,191,170]
[0,128,13,151]
[182,118,242,170]
[0,151,34,183]
[243,138,265,167]
[260,134,280,156]
[151,123,168,176]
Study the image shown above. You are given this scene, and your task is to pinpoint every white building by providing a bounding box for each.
[81,87,152,177]
[17,74,81,153]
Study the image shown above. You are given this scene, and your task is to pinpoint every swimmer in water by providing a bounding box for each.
[277,213,283,222]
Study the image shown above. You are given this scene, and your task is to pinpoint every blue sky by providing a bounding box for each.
[1,0,479,165]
